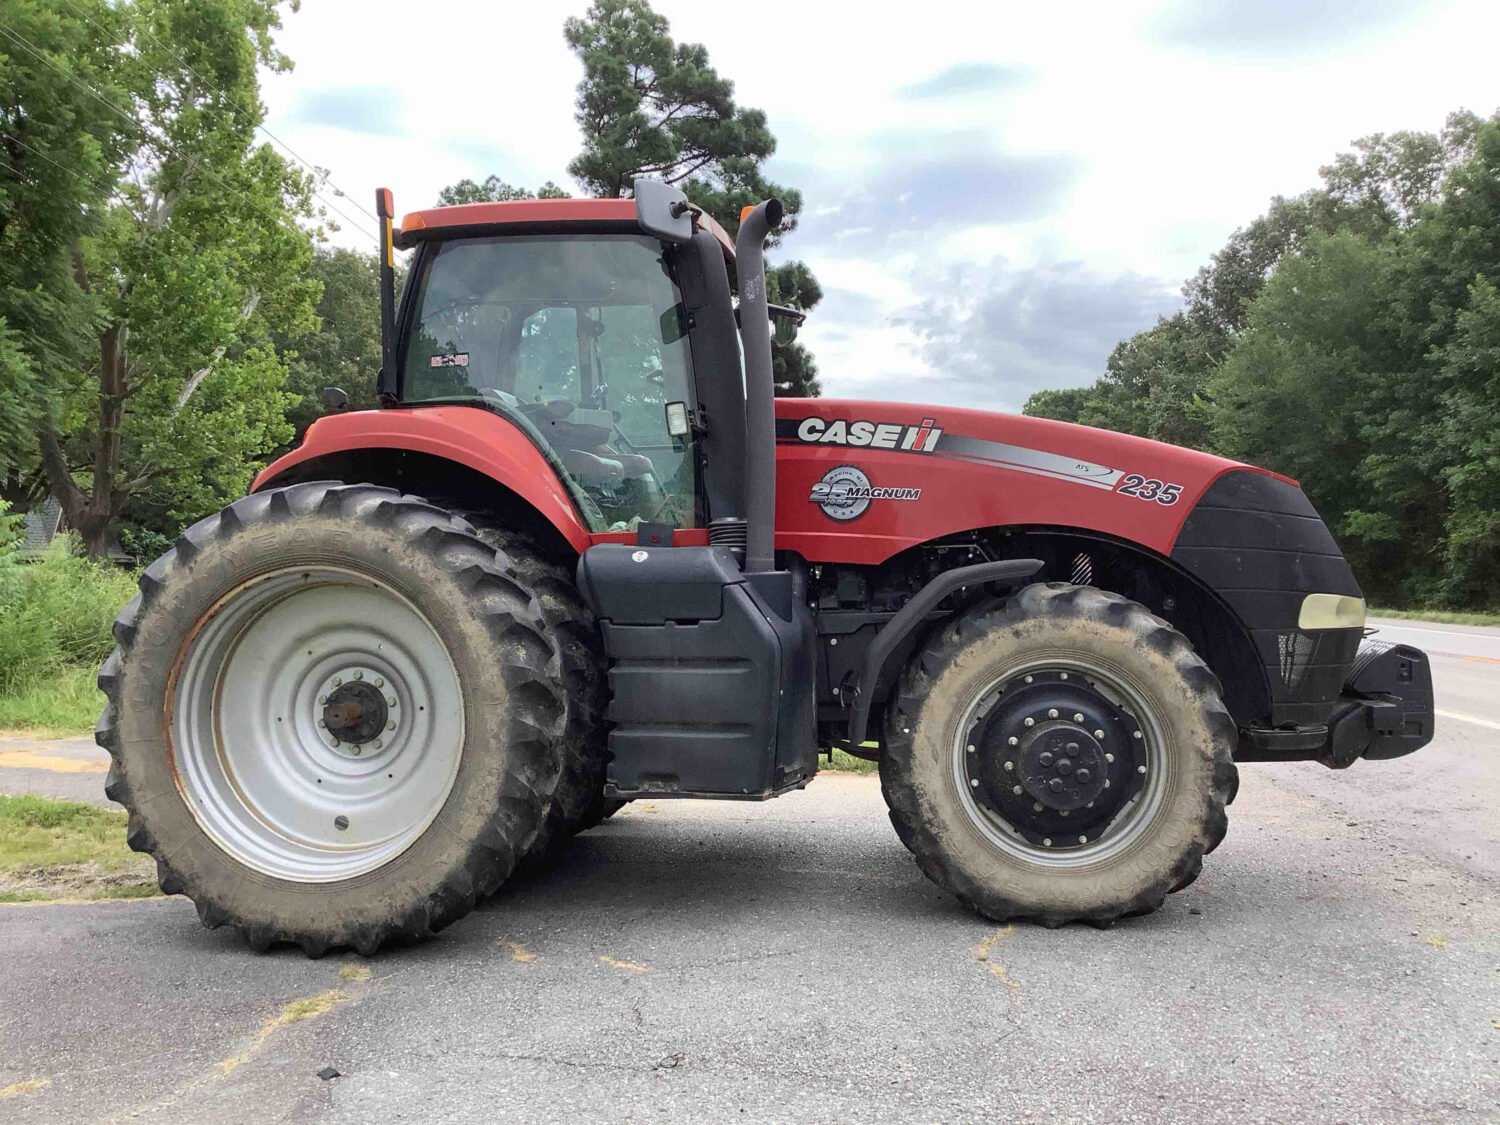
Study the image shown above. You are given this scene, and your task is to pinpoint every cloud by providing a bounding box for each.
[287,88,405,136]
[891,260,1181,412]
[788,138,1082,253]
[1153,0,1420,54]
[897,63,1032,100]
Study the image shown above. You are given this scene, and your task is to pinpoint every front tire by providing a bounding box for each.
[98,483,566,955]
[880,583,1237,926]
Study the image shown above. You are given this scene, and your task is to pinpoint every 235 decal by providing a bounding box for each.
[1116,474,1182,505]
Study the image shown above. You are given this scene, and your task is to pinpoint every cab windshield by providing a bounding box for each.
[399,234,699,531]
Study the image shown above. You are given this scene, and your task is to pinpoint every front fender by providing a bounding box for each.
[253,406,592,553]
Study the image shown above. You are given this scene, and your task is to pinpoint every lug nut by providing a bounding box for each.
[351,746,362,756]
[1024,675,1034,684]
[1078,835,1087,844]
[1024,717,1035,728]
[387,720,395,731]
[1033,802,1043,812]
[352,670,363,680]
[317,694,328,705]
[386,696,397,707]
[1048,708,1059,719]
[374,677,384,688]
[1013,785,1023,795]
[1104,779,1112,788]
[330,738,340,748]
[332,676,342,686]
[1137,765,1147,774]
[317,718,326,728]
[1094,729,1105,739]
[1059,672,1069,680]
[1133,730,1143,740]
[1073,713,1084,723]
[970,778,979,788]
[1003,761,1014,772]
[1105,753,1115,763]
[1007,736,1019,746]
[1042,837,1053,846]
[967,744,975,753]
[373,739,383,750]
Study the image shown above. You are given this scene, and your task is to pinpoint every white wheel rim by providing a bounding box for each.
[171,567,465,883]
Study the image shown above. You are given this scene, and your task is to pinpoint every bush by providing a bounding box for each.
[0,530,138,695]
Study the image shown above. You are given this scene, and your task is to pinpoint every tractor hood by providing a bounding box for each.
[772,398,1278,566]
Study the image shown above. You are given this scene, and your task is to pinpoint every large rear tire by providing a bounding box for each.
[880,582,1237,927]
[98,483,566,955]
[468,526,608,870]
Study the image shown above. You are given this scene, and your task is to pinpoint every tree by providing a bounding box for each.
[279,247,384,438]
[23,0,319,557]
[436,176,569,206]
[0,0,132,486]
[563,0,822,395]
[1025,313,1214,449]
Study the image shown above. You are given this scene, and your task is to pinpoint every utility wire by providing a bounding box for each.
[0,20,380,243]
[54,0,382,225]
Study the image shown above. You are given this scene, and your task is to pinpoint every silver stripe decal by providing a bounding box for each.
[936,436,1123,490]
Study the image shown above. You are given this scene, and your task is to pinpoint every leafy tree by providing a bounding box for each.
[22,0,318,557]
[563,0,822,395]
[0,0,131,486]
[280,247,384,437]
[436,176,569,206]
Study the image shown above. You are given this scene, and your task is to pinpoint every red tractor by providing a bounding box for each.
[99,182,1435,954]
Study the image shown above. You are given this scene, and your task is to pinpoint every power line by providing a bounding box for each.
[54,0,382,226]
[0,20,380,243]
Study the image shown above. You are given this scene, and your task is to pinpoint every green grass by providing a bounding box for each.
[826,748,879,775]
[1369,606,1500,627]
[0,666,103,736]
[0,794,156,903]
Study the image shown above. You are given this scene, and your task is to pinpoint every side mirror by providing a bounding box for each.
[634,178,693,244]
[321,386,350,413]
[768,303,805,348]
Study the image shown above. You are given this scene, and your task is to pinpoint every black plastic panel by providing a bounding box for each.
[577,545,816,798]
[1173,470,1363,727]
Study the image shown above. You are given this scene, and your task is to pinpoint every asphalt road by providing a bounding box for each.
[1,619,1496,1123]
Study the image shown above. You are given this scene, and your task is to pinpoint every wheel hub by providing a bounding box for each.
[1017,722,1107,811]
[321,677,389,747]
[965,668,1150,851]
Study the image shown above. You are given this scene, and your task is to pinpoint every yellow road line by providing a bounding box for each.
[1435,708,1500,732]
[0,750,107,773]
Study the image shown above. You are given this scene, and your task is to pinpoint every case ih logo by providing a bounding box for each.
[795,416,942,452]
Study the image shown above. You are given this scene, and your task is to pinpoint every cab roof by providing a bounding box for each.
[396,197,736,257]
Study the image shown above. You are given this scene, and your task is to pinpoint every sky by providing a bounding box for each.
[260,0,1500,413]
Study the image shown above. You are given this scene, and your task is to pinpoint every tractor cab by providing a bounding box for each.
[380,192,761,543]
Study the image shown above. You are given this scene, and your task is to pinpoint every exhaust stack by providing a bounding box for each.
[375,188,398,404]
[735,199,784,574]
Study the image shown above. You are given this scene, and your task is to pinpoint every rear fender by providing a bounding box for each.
[253,406,591,553]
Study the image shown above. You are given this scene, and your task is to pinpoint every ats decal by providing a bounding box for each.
[810,466,921,521]
[781,414,1181,502]
[795,416,942,451]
